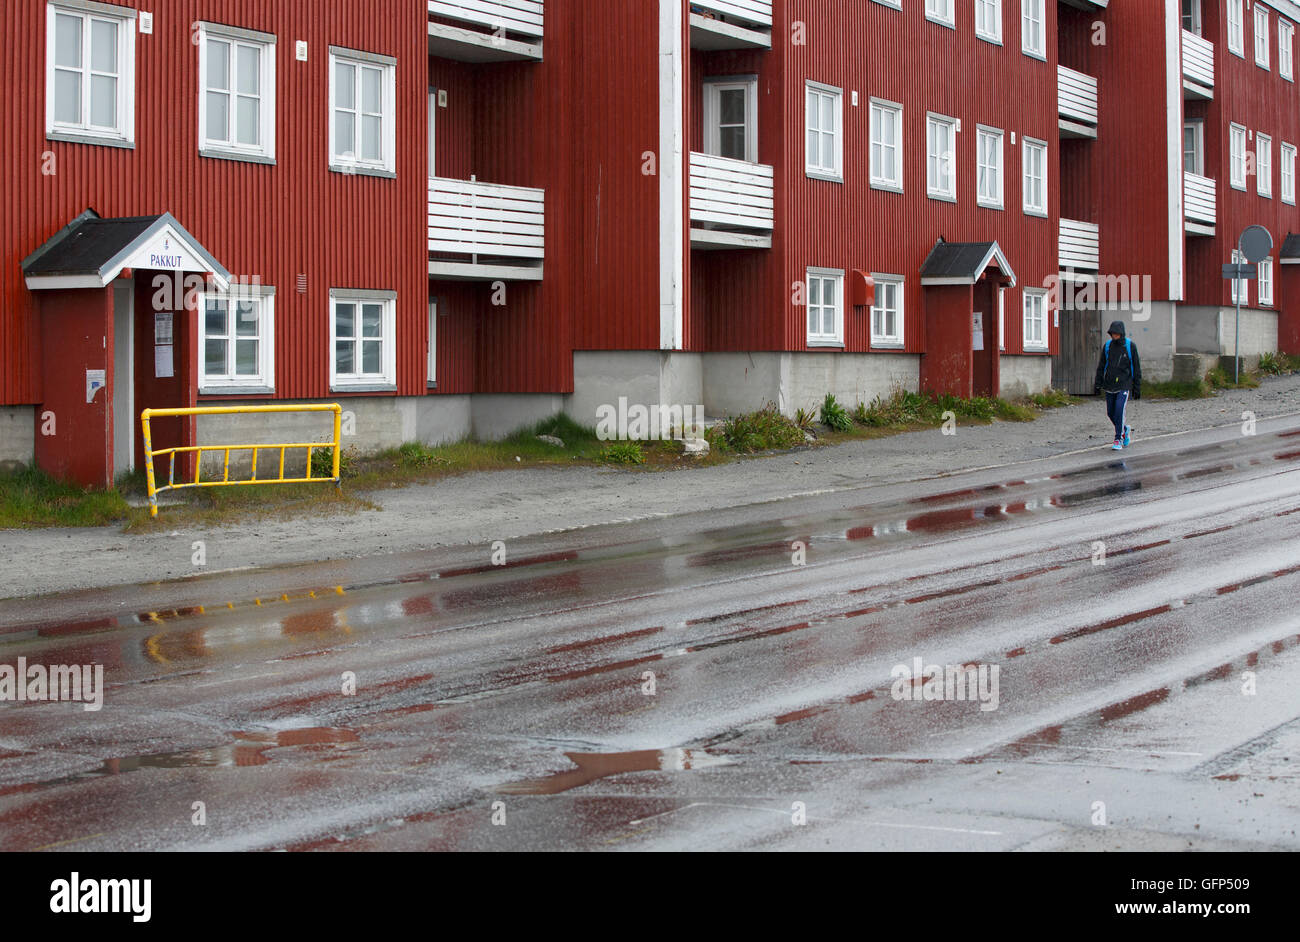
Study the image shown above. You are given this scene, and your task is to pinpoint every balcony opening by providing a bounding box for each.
[689,1,773,52]
[428,0,544,63]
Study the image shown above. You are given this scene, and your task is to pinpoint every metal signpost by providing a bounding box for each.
[1226,225,1274,383]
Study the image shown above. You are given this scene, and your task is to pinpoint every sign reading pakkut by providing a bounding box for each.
[123,226,206,274]
[146,233,187,270]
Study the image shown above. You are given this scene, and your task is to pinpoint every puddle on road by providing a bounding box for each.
[498,748,735,796]
[93,727,360,775]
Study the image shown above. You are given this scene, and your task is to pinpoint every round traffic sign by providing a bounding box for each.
[1240,225,1274,263]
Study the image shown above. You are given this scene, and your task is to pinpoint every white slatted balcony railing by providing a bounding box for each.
[428,177,545,261]
[689,0,773,50]
[1182,29,1215,94]
[690,0,772,30]
[1059,219,1100,272]
[1184,172,1217,230]
[1057,65,1098,135]
[429,0,543,38]
[689,153,774,243]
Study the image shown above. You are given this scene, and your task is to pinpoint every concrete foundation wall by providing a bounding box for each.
[999,356,1052,398]
[570,352,705,431]
[470,394,567,440]
[1218,308,1278,359]
[0,406,35,470]
[699,352,920,418]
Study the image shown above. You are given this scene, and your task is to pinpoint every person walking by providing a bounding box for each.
[1094,321,1142,451]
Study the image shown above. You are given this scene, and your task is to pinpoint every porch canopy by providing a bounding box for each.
[22,209,231,291]
[920,240,1017,287]
[1281,233,1300,266]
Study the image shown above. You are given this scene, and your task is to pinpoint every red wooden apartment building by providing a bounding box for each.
[1,0,1298,487]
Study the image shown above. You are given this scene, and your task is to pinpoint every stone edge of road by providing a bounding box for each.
[2,385,1300,608]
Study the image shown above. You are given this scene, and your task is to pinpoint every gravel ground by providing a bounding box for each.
[3,374,1300,601]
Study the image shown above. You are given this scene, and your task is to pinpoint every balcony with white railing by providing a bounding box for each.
[1182,29,1214,99]
[689,0,773,50]
[428,0,544,62]
[1184,172,1217,235]
[1058,66,1098,139]
[689,152,774,250]
[428,177,545,280]
[1059,219,1100,273]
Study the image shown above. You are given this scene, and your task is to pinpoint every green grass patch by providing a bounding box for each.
[0,465,131,529]
[708,403,807,454]
[599,441,646,465]
[820,393,853,432]
[1143,380,1211,400]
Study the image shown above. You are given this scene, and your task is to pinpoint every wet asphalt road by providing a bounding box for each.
[2,420,1299,851]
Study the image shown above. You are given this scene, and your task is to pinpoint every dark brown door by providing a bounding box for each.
[1053,308,1103,395]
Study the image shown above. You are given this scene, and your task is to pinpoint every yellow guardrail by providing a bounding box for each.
[141,404,343,517]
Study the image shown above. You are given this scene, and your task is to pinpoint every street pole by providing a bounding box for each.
[1235,233,1243,384]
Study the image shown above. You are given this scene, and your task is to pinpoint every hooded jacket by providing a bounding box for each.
[1095,321,1142,396]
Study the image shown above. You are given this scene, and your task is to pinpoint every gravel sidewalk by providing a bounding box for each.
[4,375,1300,601]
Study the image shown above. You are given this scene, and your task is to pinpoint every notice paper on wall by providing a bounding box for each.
[154,344,174,378]
[85,369,105,404]
[972,312,985,352]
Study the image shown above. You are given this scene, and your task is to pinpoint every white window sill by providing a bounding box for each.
[806,170,844,184]
[331,383,398,393]
[978,199,1005,211]
[200,385,275,396]
[47,129,134,149]
[1284,197,1296,206]
[1022,49,1047,62]
[928,191,957,203]
[807,341,845,349]
[330,163,397,180]
[1023,346,1050,354]
[1230,181,1247,192]
[977,34,1004,46]
[1024,208,1048,218]
[871,341,905,350]
[871,180,904,195]
[925,15,956,30]
[201,147,276,166]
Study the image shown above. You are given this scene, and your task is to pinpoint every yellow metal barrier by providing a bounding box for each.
[141,404,343,517]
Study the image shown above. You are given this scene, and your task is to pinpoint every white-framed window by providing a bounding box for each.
[1259,256,1274,307]
[330,291,397,389]
[1255,4,1271,69]
[1182,0,1202,36]
[870,98,903,192]
[427,298,438,385]
[1282,142,1297,204]
[806,268,844,346]
[1228,0,1245,57]
[329,47,397,177]
[1023,289,1048,352]
[925,0,955,28]
[871,0,902,8]
[200,289,275,393]
[1230,249,1249,305]
[1229,123,1248,190]
[976,0,1003,44]
[1183,120,1205,176]
[1022,136,1048,216]
[704,77,758,163]
[1257,133,1273,197]
[1021,0,1046,58]
[870,276,904,348]
[927,113,958,201]
[45,1,136,147]
[198,24,276,163]
[805,82,843,181]
[1282,20,1296,80]
[976,126,1004,209]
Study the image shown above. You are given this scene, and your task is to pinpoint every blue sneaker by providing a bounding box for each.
[1111,439,1123,451]
[1123,426,1132,448]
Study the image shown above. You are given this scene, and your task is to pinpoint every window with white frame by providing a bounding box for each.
[1023,137,1047,216]
[198,24,276,162]
[46,1,135,146]
[806,269,844,345]
[1183,120,1205,176]
[1282,21,1296,80]
[1259,256,1274,306]
[1023,289,1048,351]
[806,82,843,180]
[1021,0,1046,58]
[1229,123,1248,190]
[976,0,1003,44]
[1255,4,1271,68]
[201,290,275,392]
[1258,133,1273,197]
[1230,249,1249,305]
[1182,0,1202,36]
[1228,0,1245,57]
[927,113,957,200]
[870,99,903,192]
[871,276,904,347]
[704,78,758,163]
[977,126,1004,209]
[925,0,954,27]
[427,298,437,385]
[1282,142,1296,204]
[330,291,397,389]
[329,47,396,176]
